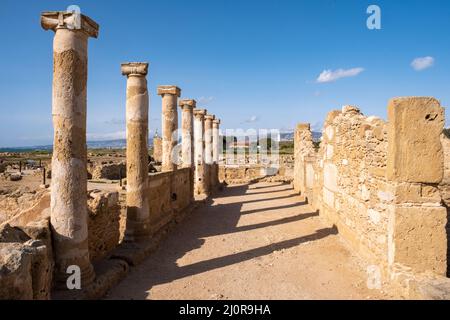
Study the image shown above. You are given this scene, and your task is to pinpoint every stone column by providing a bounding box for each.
[193,109,207,195]
[212,119,221,163]
[41,11,99,288]
[204,114,215,194]
[211,118,221,189]
[153,132,162,163]
[179,100,196,168]
[121,62,150,242]
[157,86,181,172]
[180,100,196,200]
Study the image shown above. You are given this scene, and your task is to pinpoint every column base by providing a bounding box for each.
[53,260,96,291]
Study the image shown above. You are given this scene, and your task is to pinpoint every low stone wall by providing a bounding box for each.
[219,165,268,184]
[88,162,126,180]
[294,97,449,296]
[439,134,450,276]
[0,189,121,299]
[87,190,121,262]
[147,167,192,236]
[218,154,294,185]
[0,188,48,225]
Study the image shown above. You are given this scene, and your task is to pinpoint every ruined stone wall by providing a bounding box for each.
[293,124,315,195]
[439,134,450,275]
[219,165,268,185]
[88,162,126,180]
[319,106,392,270]
[218,155,293,185]
[147,168,192,236]
[0,189,49,225]
[87,190,121,262]
[153,137,162,163]
[0,189,121,299]
[294,98,448,287]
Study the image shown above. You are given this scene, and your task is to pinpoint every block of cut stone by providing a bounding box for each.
[387,97,444,183]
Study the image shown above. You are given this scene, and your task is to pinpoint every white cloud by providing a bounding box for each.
[87,131,126,141]
[316,67,365,83]
[104,118,126,125]
[244,115,260,123]
[411,56,434,71]
[197,96,214,104]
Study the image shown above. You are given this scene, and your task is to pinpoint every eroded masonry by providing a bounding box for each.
[293,98,450,298]
[1,9,449,300]
[0,11,222,299]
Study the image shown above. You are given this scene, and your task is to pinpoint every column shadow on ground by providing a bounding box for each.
[108,183,337,299]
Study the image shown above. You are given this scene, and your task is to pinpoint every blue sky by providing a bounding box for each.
[0,0,449,147]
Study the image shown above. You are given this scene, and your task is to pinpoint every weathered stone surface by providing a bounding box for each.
[42,11,99,288]
[157,85,181,97]
[0,224,53,300]
[0,242,33,299]
[392,206,447,275]
[122,62,150,243]
[293,123,315,194]
[88,162,126,180]
[9,173,22,181]
[194,109,208,195]
[158,86,180,172]
[88,191,121,261]
[387,97,444,183]
[153,136,162,163]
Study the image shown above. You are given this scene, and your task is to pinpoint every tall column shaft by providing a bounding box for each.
[158,86,181,172]
[212,119,221,189]
[122,62,150,242]
[179,100,196,168]
[212,119,221,163]
[204,115,214,165]
[204,115,214,195]
[194,109,207,195]
[41,11,99,288]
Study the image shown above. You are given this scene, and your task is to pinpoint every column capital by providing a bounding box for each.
[194,108,207,119]
[205,114,215,121]
[213,119,221,125]
[41,11,99,38]
[296,123,310,131]
[179,99,197,109]
[121,62,149,77]
[157,85,181,97]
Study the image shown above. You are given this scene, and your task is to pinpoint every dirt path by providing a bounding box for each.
[106,182,391,300]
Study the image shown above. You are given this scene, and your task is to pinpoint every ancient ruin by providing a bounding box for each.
[41,11,99,288]
[1,6,449,302]
[122,62,150,242]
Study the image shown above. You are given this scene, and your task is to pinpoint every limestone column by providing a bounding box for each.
[179,100,196,168]
[121,62,150,242]
[212,119,221,188]
[212,119,221,164]
[204,114,215,194]
[41,11,99,287]
[157,86,181,172]
[180,100,196,200]
[193,109,207,195]
[153,131,162,163]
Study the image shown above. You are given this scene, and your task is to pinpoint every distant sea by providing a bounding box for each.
[0,131,323,153]
[0,139,132,153]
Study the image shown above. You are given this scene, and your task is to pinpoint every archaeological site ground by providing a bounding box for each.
[1,1,450,309]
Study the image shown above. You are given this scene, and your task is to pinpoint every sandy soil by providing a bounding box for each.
[106,182,393,300]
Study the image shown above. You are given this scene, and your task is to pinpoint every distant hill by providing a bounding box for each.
[280,131,322,142]
[0,138,156,153]
[1,131,324,153]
